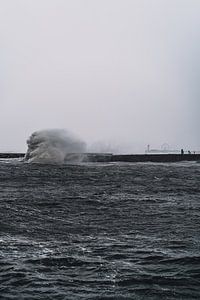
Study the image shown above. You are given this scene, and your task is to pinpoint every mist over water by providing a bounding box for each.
[24,129,86,164]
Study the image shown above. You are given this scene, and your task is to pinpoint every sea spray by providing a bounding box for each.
[24,129,86,164]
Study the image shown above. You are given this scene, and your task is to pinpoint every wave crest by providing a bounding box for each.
[24,129,86,164]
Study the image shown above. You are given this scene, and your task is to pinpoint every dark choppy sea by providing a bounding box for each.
[0,160,200,300]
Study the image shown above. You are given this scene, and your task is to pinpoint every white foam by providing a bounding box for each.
[24,129,86,164]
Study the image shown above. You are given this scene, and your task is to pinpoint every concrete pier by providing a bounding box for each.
[0,153,25,159]
[86,153,200,163]
[111,154,200,163]
[0,153,200,163]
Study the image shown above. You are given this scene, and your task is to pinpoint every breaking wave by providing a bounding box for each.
[24,129,86,164]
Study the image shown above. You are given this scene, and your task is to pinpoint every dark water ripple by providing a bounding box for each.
[0,161,200,299]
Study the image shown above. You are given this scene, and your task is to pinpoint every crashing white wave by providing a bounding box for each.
[24,129,86,164]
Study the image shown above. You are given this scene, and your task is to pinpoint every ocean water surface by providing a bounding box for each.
[0,160,200,299]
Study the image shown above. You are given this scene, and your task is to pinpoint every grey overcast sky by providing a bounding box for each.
[0,0,199,152]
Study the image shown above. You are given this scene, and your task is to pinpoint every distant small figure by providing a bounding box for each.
[181,149,184,155]
[188,150,191,154]
[194,151,196,154]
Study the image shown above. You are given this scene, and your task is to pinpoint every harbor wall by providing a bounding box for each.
[0,153,25,158]
[111,154,200,163]
[0,153,200,163]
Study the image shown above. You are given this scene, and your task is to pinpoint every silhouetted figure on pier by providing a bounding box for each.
[181,149,184,155]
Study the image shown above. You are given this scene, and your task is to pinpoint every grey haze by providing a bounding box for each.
[0,0,199,153]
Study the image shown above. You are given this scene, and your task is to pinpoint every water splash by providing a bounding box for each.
[24,129,86,164]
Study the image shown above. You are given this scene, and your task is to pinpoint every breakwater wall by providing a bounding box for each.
[111,154,200,163]
[0,153,200,163]
[0,153,25,158]
[86,153,200,162]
